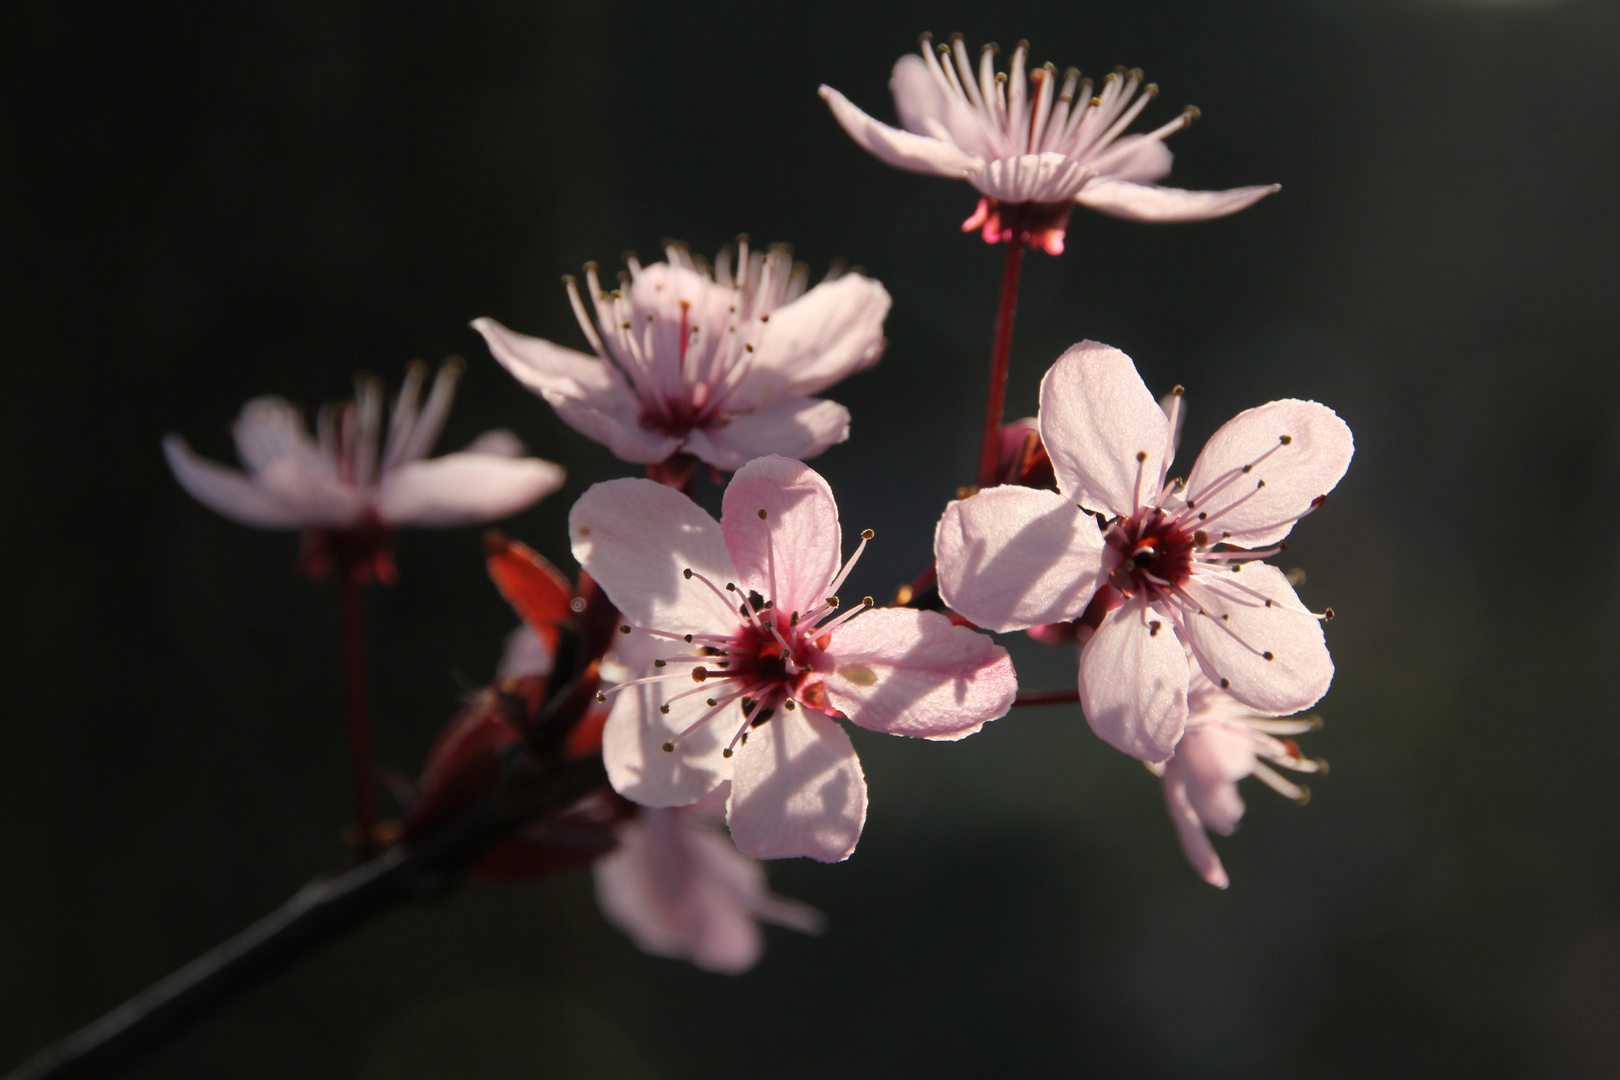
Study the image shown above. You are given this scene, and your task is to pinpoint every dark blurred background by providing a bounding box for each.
[4,0,1619,1076]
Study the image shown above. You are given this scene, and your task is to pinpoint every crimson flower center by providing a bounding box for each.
[1106,511,1197,599]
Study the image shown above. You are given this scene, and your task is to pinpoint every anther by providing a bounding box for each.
[683,568,693,579]
[1193,530,1208,547]
[726,582,737,592]
[722,748,733,758]
[826,596,840,609]
[758,508,768,520]
[1257,479,1266,488]
[861,528,875,540]
[619,624,632,634]
[662,742,675,753]
[790,611,799,626]
[784,700,797,712]
[1171,385,1184,396]
[595,691,607,702]
[706,698,717,707]
[1149,620,1162,637]
[1280,434,1293,445]
[1219,678,1231,689]
[653,659,666,668]
[684,634,693,643]
[1136,451,1147,462]
[1262,652,1275,661]
[1324,607,1336,621]
[659,704,670,714]
[862,596,874,607]
[691,667,709,682]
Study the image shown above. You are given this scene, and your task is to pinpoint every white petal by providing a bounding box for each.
[375,453,563,526]
[681,397,851,471]
[1183,399,1353,548]
[602,683,730,809]
[819,84,979,177]
[230,396,326,474]
[720,456,842,620]
[461,428,525,457]
[496,625,552,680]
[727,711,867,863]
[474,317,679,465]
[722,274,890,408]
[253,455,367,527]
[1076,180,1281,223]
[1077,598,1189,762]
[162,435,307,528]
[1180,562,1333,716]
[1038,341,1172,517]
[890,53,987,154]
[1171,723,1250,835]
[934,486,1106,632]
[963,153,1095,204]
[569,477,740,635]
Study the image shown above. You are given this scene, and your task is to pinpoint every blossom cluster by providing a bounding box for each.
[165,32,1348,973]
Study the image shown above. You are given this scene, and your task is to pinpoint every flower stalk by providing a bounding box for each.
[338,568,379,856]
[976,216,1028,489]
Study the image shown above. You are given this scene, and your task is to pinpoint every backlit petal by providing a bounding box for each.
[934,486,1106,632]
[602,684,730,808]
[819,85,979,177]
[162,435,307,529]
[1078,597,1189,762]
[1076,180,1280,223]
[821,607,1014,740]
[963,153,1095,204]
[721,456,842,621]
[1180,562,1333,716]
[723,274,889,407]
[375,452,563,526]
[1039,341,1172,518]
[728,711,867,863]
[681,398,850,471]
[1163,763,1230,888]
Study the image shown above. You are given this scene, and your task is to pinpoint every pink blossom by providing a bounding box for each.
[164,362,564,581]
[1155,666,1323,889]
[595,785,824,973]
[820,35,1279,254]
[935,341,1352,762]
[571,455,1017,862]
[475,241,890,472]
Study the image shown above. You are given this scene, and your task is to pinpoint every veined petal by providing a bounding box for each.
[820,607,1015,740]
[728,711,867,863]
[1180,563,1333,716]
[375,452,563,526]
[1039,341,1172,518]
[1184,399,1353,548]
[934,486,1106,633]
[570,477,740,634]
[163,435,308,528]
[681,398,851,471]
[819,84,979,177]
[721,456,841,620]
[724,274,890,407]
[603,684,730,808]
[1078,597,1189,762]
[963,153,1095,204]
[1076,179,1281,223]
[1163,764,1230,889]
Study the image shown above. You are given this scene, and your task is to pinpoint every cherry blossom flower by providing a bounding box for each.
[571,455,1016,862]
[820,35,1279,254]
[164,362,564,582]
[935,341,1352,762]
[475,241,890,473]
[1153,666,1323,889]
[595,784,824,973]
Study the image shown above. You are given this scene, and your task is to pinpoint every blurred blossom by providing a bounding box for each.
[821,35,1278,254]
[164,362,563,582]
[1152,664,1322,889]
[936,341,1351,762]
[571,456,1016,862]
[595,785,825,974]
[476,240,889,472]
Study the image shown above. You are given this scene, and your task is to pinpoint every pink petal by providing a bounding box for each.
[163,435,306,528]
[1171,725,1249,836]
[722,274,890,408]
[1038,341,1172,518]
[1183,399,1354,548]
[890,54,987,154]
[230,396,324,474]
[727,710,867,863]
[681,398,851,471]
[720,456,842,621]
[963,153,1095,204]
[570,477,740,634]
[934,486,1107,633]
[460,429,525,456]
[473,317,679,465]
[602,684,731,808]
[819,84,979,177]
[496,625,552,680]
[253,455,367,527]
[1087,135,1174,184]
[820,607,1015,740]
[1075,179,1281,223]
[1077,597,1189,762]
[1180,563,1333,716]
[1163,764,1230,888]
[374,452,563,526]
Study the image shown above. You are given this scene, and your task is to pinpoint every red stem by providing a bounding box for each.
[1014,689,1080,707]
[339,571,378,856]
[975,223,1027,489]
